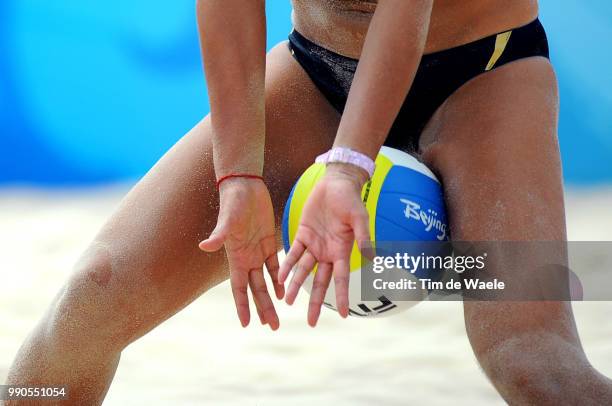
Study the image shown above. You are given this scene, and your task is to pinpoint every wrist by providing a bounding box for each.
[217,174,265,193]
[211,134,265,179]
[325,162,370,188]
[315,147,376,179]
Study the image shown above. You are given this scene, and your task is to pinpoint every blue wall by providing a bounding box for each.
[0,1,610,185]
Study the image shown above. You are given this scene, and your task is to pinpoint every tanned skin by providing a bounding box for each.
[6,0,612,404]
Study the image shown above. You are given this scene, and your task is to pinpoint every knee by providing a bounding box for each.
[45,243,146,350]
[483,347,558,404]
[478,333,587,404]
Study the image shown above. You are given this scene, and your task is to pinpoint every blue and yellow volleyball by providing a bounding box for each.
[282,146,449,317]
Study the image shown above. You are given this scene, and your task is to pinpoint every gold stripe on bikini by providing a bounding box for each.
[486,31,512,71]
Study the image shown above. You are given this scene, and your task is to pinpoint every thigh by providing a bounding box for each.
[419,58,583,394]
[61,42,340,344]
[420,57,565,242]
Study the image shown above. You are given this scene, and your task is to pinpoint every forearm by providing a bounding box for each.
[334,0,433,159]
[197,0,266,176]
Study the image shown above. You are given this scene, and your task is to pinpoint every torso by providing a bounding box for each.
[291,0,539,58]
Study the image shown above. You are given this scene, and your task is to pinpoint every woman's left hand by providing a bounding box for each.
[278,163,371,326]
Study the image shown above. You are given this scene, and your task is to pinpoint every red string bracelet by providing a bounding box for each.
[216,173,264,190]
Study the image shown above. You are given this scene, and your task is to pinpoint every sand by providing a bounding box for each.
[1,185,611,405]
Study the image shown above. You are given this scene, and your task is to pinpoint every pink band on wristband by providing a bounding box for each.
[315,147,376,178]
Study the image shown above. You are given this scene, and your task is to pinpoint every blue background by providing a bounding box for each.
[0,1,610,186]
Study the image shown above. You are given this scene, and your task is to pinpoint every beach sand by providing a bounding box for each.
[1,186,611,405]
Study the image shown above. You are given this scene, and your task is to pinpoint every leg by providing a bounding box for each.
[5,43,340,405]
[420,58,612,404]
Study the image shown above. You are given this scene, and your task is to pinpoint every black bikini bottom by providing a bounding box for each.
[288,19,549,152]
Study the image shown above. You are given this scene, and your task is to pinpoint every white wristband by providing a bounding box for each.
[315,147,376,178]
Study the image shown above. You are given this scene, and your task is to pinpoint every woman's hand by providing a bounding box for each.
[199,178,283,330]
[278,163,371,326]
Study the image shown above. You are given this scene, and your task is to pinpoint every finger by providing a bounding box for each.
[285,250,317,305]
[333,259,351,318]
[199,220,228,252]
[249,269,280,331]
[230,270,251,327]
[252,293,266,326]
[248,270,267,326]
[279,240,306,284]
[249,270,267,325]
[249,272,268,326]
[351,209,375,261]
[307,263,332,327]
[265,252,285,300]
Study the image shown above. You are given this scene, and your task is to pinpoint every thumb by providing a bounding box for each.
[351,209,371,249]
[199,219,229,252]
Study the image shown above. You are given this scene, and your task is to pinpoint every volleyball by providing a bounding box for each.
[282,146,450,317]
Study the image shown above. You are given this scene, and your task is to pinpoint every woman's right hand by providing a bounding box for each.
[199,178,283,330]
